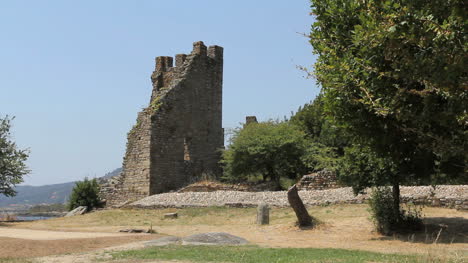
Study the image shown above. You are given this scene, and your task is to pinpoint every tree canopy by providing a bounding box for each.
[310,0,467,216]
[0,116,29,197]
[221,120,338,189]
[222,121,309,189]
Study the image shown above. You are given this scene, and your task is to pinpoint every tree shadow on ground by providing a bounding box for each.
[374,217,468,244]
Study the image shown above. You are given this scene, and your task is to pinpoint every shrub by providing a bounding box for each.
[369,187,423,235]
[68,178,103,211]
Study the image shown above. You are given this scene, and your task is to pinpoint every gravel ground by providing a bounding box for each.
[130,185,468,208]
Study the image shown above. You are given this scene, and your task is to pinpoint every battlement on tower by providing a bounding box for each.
[153,41,223,73]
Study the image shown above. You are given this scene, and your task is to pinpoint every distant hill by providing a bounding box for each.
[0,168,122,208]
[101,167,122,180]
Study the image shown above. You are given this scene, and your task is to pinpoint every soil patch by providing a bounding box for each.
[0,235,157,258]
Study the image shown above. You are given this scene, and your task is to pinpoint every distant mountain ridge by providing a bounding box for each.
[0,168,122,208]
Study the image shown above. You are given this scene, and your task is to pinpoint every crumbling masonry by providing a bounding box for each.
[101,41,224,206]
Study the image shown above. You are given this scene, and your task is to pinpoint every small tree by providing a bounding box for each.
[222,121,309,189]
[0,116,29,197]
[68,178,103,211]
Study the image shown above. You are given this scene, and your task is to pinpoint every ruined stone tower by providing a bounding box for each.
[101,41,223,206]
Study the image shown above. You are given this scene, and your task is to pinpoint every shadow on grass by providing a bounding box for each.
[375,217,468,244]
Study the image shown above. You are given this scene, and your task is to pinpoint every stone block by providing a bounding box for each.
[164,212,178,219]
[257,203,270,225]
[65,206,87,217]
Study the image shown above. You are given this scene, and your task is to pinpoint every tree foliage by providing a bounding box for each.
[68,178,103,211]
[222,121,308,189]
[222,121,336,189]
[310,0,467,199]
[290,95,349,156]
[0,116,29,197]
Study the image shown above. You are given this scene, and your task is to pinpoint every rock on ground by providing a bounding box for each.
[144,233,248,246]
[144,236,182,247]
[65,206,87,217]
[182,232,249,245]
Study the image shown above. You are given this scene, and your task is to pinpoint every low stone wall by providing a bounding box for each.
[297,170,341,190]
[177,181,277,193]
[129,185,468,210]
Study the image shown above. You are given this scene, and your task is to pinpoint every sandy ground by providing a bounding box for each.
[0,228,139,240]
[0,229,158,260]
[1,205,466,262]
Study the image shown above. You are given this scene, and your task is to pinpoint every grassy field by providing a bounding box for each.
[109,245,464,263]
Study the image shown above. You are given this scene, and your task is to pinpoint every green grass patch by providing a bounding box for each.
[110,245,421,263]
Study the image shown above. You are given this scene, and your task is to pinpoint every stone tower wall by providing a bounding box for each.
[102,41,223,206]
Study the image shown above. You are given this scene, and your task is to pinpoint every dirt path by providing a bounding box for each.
[0,227,137,240]
[35,240,197,263]
[0,228,158,259]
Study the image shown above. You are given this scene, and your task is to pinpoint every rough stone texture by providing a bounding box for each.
[144,233,248,246]
[297,170,341,191]
[182,232,249,245]
[164,212,178,219]
[144,236,182,247]
[177,180,277,193]
[101,41,224,207]
[119,228,145,233]
[256,203,270,225]
[287,185,312,227]
[65,206,87,217]
[244,116,258,126]
[130,185,468,210]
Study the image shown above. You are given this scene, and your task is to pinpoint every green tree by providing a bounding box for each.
[310,0,467,221]
[0,116,29,197]
[222,121,313,189]
[290,95,349,156]
[68,178,103,211]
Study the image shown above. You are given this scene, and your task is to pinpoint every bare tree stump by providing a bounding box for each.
[287,184,312,227]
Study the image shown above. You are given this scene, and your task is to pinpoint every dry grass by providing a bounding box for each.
[0,235,156,259]
[3,204,467,261]
[0,214,18,222]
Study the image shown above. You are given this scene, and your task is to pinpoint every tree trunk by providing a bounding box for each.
[274,174,281,190]
[392,181,401,221]
[287,184,312,227]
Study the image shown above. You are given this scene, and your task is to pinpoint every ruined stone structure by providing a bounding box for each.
[297,170,341,191]
[245,116,258,125]
[101,41,224,206]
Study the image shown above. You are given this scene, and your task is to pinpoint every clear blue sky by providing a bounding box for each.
[1,0,318,186]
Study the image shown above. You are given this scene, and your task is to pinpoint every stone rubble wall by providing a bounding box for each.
[297,170,341,191]
[177,181,277,193]
[129,185,468,210]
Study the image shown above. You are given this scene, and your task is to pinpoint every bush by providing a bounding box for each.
[68,178,103,211]
[369,187,423,235]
